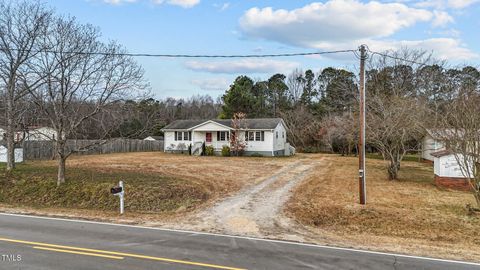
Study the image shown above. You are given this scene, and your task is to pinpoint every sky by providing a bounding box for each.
[45,0,480,99]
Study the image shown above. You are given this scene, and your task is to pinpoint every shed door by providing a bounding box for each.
[206,132,212,143]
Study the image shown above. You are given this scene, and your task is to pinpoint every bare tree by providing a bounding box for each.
[286,68,304,105]
[280,105,321,150]
[0,0,51,170]
[367,95,426,180]
[319,112,357,155]
[27,16,145,185]
[366,48,434,180]
[230,112,248,156]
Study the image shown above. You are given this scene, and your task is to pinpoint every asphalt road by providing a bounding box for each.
[0,213,479,270]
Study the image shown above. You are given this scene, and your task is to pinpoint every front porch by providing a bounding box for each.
[191,130,231,155]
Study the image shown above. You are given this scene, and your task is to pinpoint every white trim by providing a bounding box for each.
[188,120,232,131]
[0,213,478,267]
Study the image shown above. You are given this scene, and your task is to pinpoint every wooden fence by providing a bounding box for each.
[23,139,164,160]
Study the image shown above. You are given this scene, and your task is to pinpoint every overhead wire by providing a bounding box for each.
[1,45,431,67]
[0,47,357,58]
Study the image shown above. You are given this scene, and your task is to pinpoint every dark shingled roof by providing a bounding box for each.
[162,118,284,130]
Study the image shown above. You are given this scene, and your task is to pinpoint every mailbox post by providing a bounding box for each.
[110,181,124,215]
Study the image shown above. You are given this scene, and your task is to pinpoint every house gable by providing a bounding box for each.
[191,120,232,132]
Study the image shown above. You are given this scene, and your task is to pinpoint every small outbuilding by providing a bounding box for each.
[0,144,24,163]
[432,150,473,191]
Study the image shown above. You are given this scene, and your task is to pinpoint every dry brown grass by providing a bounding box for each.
[287,154,480,261]
[0,152,298,215]
[63,152,294,201]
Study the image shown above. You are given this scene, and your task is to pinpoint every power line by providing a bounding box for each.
[366,49,428,67]
[0,47,357,58]
[2,45,432,66]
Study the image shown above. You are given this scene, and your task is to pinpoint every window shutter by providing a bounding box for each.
[245,131,249,141]
[261,131,265,141]
[175,131,178,141]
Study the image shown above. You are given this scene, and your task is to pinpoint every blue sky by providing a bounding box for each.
[45,0,480,98]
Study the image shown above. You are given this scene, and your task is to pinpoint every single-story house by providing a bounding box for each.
[143,136,164,141]
[432,149,474,190]
[0,144,24,163]
[161,118,294,156]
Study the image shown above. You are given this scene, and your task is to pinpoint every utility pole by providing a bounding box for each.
[358,45,367,205]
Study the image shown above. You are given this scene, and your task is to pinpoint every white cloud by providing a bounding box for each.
[327,38,477,61]
[447,0,479,8]
[390,38,478,60]
[213,2,230,11]
[238,1,477,62]
[432,10,454,27]
[102,0,138,4]
[184,59,300,74]
[415,0,479,9]
[100,0,200,8]
[190,77,230,91]
[239,0,434,47]
[160,0,200,8]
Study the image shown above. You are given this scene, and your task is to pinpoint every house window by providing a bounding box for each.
[217,131,229,141]
[276,131,278,139]
[282,132,284,138]
[175,131,190,141]
[246,131,264,141]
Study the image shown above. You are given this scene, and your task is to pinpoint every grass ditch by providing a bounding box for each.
[0,162,209,213]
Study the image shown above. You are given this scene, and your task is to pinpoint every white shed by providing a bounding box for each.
[432,150,472,190]
[0,145,24,163]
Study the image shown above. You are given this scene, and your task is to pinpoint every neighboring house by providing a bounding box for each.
[432,150,473,191]
[0,144,24,163]
[161,118,293,156]
[421,129,446,162]
[23,126,57,141]
[0,126,57,142]
[144,136,164,141]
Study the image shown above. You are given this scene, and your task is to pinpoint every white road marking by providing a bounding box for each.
[1,212,479,266]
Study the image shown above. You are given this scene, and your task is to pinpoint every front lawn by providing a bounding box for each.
[287,154,480,261]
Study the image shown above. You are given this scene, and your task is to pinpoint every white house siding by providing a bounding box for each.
[193,122,230,132]
[25,127,57,141]
[162,119,289,156]
[434,154,473,178]
[0,146,23,163]
[272,123,287,156]
[422,135,445,161]
[244,130,274,156]
[164,131,191,152]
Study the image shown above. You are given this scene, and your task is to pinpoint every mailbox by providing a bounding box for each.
[110,186,123,195]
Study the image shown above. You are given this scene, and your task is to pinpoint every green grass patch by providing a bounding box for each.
[0,162,209,213]
[366,153,421,162]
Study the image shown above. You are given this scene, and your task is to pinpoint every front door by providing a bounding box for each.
[206,132,212,143]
